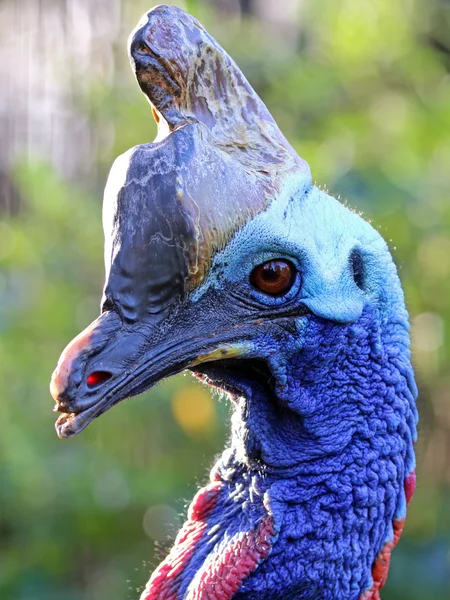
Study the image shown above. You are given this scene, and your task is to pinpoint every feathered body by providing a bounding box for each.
[50,6,418,599]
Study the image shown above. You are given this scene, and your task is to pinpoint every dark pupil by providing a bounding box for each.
[262,263,282,281]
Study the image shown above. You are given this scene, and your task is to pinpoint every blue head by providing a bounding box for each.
[50,6,418,599]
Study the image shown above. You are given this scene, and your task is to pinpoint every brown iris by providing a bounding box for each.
[250,259,296,296]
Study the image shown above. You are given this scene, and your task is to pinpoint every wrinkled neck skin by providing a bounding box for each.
[142,307,417,600]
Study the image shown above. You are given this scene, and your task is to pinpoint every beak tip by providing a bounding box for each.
[55,415,76,440]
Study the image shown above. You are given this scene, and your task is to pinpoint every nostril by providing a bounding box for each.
[87,371,112,388]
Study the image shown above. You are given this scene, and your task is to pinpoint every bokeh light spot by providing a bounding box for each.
[93,469,130,511]
[417,236,450,280]
[412,312,444,352]
[171,384,216,437]
[143,504,180,541]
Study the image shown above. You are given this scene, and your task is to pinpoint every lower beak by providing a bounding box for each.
[50,310,251,439]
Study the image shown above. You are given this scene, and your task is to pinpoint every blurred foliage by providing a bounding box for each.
[0,0,449,598]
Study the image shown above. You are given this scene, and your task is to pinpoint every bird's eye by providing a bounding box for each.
[250,259,296,296]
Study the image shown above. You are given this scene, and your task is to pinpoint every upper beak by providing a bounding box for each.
[50,307,251,439]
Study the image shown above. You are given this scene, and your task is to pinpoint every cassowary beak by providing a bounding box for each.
[50,306,251,439]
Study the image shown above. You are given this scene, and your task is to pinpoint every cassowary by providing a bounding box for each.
[50,6,418,600]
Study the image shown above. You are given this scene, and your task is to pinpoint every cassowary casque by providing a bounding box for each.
[50,6,418,599]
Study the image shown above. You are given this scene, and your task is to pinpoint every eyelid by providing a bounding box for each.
[246,251,302,272]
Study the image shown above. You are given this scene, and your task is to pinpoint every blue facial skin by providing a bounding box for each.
[185,176,418,600]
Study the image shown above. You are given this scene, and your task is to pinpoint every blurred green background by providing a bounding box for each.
[0,0,449,598]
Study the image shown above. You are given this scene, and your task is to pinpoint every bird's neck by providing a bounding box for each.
[142,312,417,600]
[142,424,415,600]
[142,438,414,600]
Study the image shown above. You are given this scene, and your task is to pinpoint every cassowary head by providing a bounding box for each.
[50,6,418,600]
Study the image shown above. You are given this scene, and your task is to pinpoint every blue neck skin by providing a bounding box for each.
[190,305,417,600]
